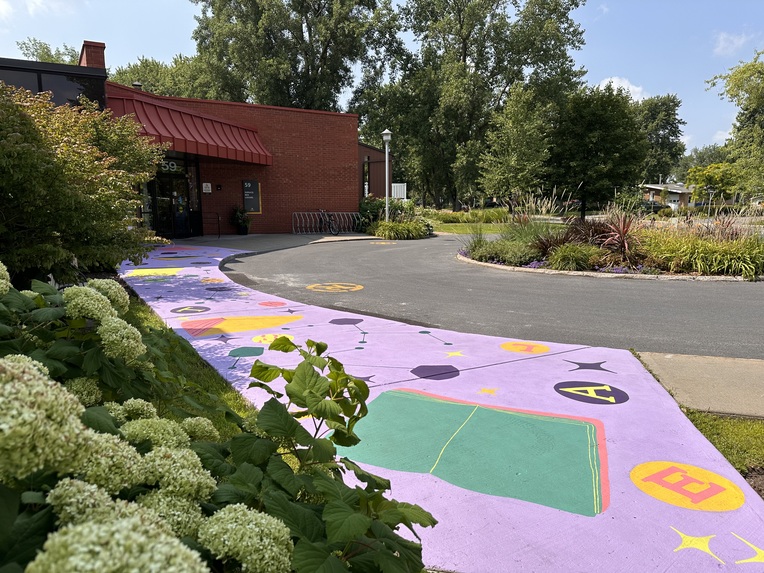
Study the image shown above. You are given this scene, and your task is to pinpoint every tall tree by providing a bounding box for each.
[633,94,686,183]
[192,0,390,110]
[709,50,764,200]
[547,84,648,217]
[16,37,78,65]
[672,144,731,183]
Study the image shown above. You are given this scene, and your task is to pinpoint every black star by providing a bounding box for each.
[215,335,235,344]
[565,360,615,373]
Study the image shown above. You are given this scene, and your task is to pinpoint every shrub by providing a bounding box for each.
[470,240,540,266]
[372,219,432,239]
[547,243,604,271]
[658,207,674,218]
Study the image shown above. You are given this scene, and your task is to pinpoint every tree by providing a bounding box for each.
[547,84,648,217]
[672,144,731,183]
[686,162,738,202]
[633,94,686,183]
[16,37,79,65]
[191,0,389,110]
[709,50,764,200]
[479,84,551,199]
[0,85,166,286]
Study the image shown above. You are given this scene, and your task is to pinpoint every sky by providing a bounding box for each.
[0,0,762,151]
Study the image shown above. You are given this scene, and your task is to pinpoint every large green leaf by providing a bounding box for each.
[44,340,81,361]
[0,324,13,337]
[309,438,336,463]
[0,485,20,558]
[28,307,65,323]
[257,398,313,445]
[340,459,390,492]
[368,521,424,570]
[29,280,57,296]
[312,473,359,506]
[266,457,302,497]
[0,507,55,568]
[227,463,263,495]
[210,483,250,506]
[268,336,299,353]
[285,361,330,409]
[323,500,373,543]
[190,442,236,478]
[263,490,325,542]
[305,391,343,420]
[229,433,278,466]
[249,360,284,383]
[292,540,348,573]
[80,406,121,436]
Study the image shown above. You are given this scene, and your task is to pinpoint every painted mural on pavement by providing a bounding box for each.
[121,246,764,573]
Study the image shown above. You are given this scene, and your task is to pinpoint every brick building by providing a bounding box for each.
[0,41,362,238]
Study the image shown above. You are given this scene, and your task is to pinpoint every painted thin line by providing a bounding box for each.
[587,424,601,514]
[430,406,479,474]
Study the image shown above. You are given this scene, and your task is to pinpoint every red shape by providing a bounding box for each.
[182,317,224,337]
[259,301,287,308]
[641,466,726,504]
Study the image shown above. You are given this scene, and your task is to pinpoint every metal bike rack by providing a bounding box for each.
[291,212,361,234]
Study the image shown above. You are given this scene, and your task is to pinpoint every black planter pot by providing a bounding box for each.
[236,225,249,235]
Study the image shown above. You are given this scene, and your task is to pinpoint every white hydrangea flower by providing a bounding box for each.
[2,354,49,377]
[63,377,102,407]
[97,316,147,363]
[62,285,117,322]
[20,289,39,300]
[0,262,10,296]
[122,418,190,449]
[198,503,293,573]
[47,478,171,533]
[103,401,127,424]
[121,398,158,420]
[86,278,130,316]
[143,447,217,501]
[137,490,205,538]
[0,358,88,482]
[181,417,221,442]
[74,430,143,494]
[25,516,208,573]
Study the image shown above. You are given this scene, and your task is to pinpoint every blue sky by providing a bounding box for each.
[0,0,761,151]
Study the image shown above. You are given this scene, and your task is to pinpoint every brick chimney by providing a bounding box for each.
[78,41,106,69]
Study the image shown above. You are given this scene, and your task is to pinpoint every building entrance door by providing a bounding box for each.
[145,156,200,239]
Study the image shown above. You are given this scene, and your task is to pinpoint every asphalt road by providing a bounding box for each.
[221,235,764,359]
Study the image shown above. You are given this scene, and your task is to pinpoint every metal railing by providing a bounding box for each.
[292,211,361,234]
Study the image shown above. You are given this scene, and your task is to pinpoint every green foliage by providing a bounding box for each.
[0,84,167,286]
[599,208,642,264]
[421,208,510,224]
[633,94,686,183]
[16,37,78,65]
[110,55,228,100]
[470,240,540,266]
[658,207,674,218]
[371,219,432,240]
[686,162,738,201]
[546,243,604,271]
[359,196,415,230]
[686,410,764,473]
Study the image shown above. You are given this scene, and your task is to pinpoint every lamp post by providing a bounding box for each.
[382,129,392,222]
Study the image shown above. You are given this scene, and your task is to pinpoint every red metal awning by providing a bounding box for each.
[106,87,272,165]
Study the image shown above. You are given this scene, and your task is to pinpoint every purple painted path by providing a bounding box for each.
[121,246,764,572]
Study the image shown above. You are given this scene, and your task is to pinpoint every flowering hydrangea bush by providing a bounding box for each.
[97,316,147,362]
[137,490,205,538]
[143,447,217,500]
[61,285,117,322]
[121,418,191,449]
[198,503,293,573]
[122,397,158,420]
[86,278,130,315]
[25,517,209,573]
[181,416,221,442]
[63,377,102,407]
[74,430,144,494]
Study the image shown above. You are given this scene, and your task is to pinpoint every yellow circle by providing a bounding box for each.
[306,283,364,293]
[630,461,744,512]
[370,241,397,245]
[252,334,295,344]
[500,341,550,354]
[201,278,225,283]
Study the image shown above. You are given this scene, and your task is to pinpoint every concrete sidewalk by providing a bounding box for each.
[175,232,764,420]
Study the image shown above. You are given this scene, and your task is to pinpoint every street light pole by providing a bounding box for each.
[382,129,392,222]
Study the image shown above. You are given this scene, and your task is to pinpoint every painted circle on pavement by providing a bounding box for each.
[307,283,364,293]
[370,241,397,245]
[170,305,210,314]
[554,381,629,405]
[630,461,744,511]
[500,341,550,354]
[259,301,288,307]
[252,334,295,344]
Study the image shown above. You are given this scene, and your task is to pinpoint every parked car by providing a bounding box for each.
[641,201,663,213]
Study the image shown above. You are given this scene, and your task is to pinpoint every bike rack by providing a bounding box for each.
[291,212,361,234]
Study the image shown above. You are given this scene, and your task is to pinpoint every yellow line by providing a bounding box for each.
[430,406,479,474]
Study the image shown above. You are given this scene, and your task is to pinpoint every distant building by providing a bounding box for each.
[641,183,693,211]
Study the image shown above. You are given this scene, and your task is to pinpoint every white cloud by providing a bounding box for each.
[681,134,693,148]
[714,32,752,57]
[598,4,609,15]
[712,130,731,144]
[23,0,72,17]
[0,0,13,21]
[599,77,649,101]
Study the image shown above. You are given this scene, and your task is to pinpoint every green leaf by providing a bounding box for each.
[305,391,343,420]
[190,442,236,478]
[269,336,299,353]
[28,307,66,323]
[285,361,330,409]
[266,457,302,497]
[0,485,21,557]
[80,406,121,436]
[30,280,57,296]
[44,340,81,361]
[0,507,56,568]
[0,563,24,573]
[0,324,13,337]
[263,490,325,542]
[292,540,348,573]
[19,492,45,506]
[309,438,336,463]
[323,500,373,543]
[246,379,283,398]
[305,339,328,356]
[230,434,278,466]
[210,483,250,506]
[368,521,424,570]
[312,473,359,506]
[340,458,390,492]
[228,463,263,494]
[249,360,284,383]
[257,398,313,445]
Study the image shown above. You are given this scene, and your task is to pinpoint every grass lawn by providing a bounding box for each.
[432,222,507,234]
[685,410,764,473]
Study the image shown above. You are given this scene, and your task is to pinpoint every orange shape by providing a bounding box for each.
[182,315,303,338]
[500,341,550,354]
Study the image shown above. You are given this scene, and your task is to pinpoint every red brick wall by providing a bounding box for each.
[169,98,360,234]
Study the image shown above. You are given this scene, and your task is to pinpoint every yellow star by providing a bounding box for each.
[670,527,724,564]
[445,351,464,357]
[479,388,497,395]
[732,532,764,564]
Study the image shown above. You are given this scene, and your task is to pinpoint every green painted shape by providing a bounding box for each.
[228,346,265,358]
[343,390,604,516]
